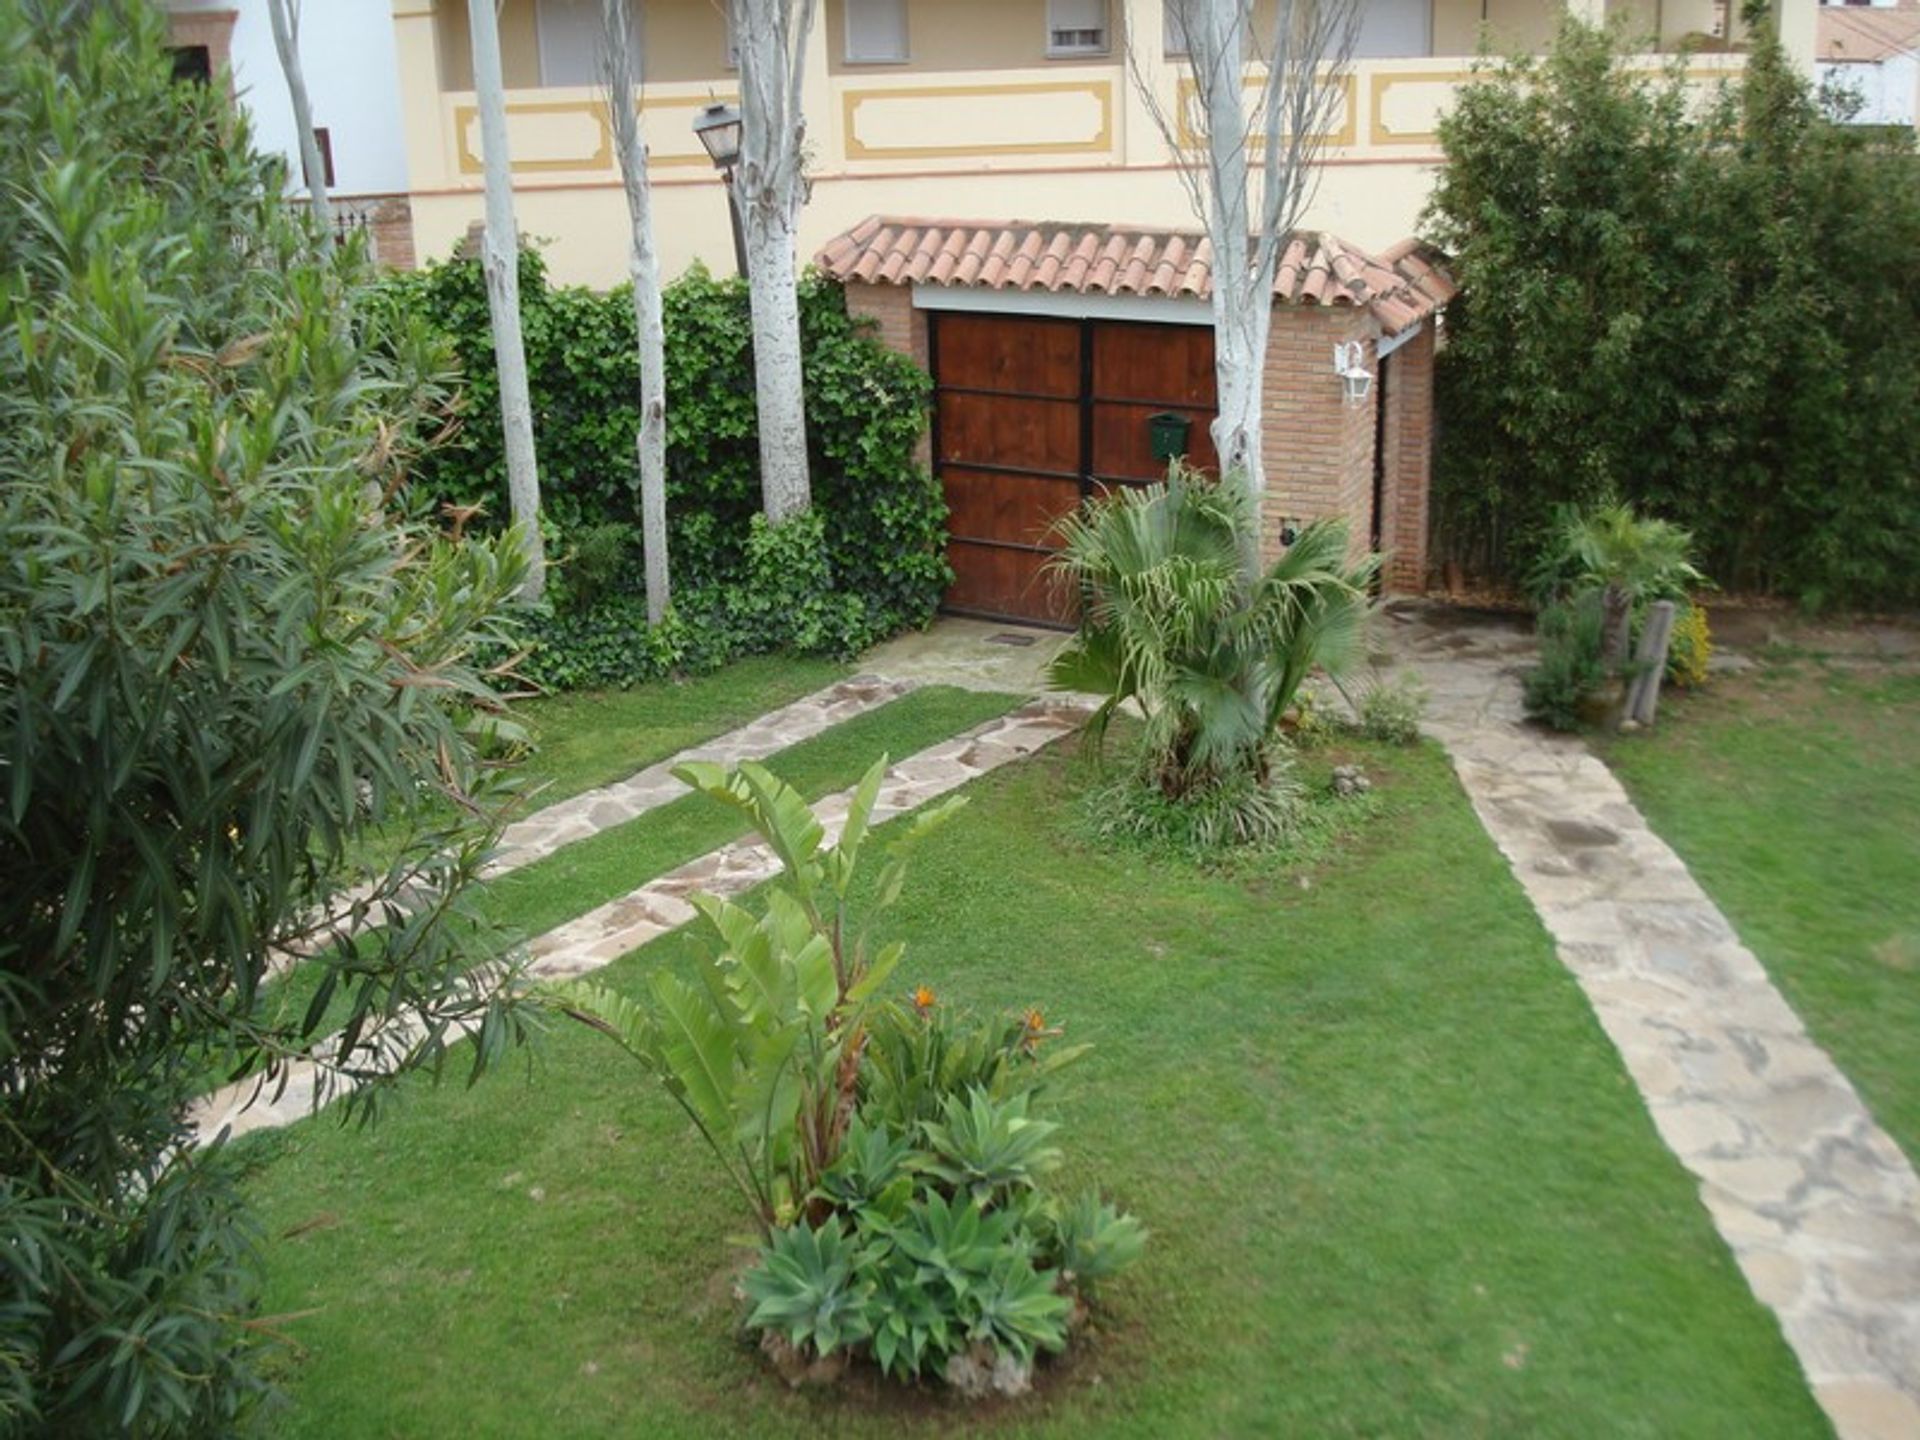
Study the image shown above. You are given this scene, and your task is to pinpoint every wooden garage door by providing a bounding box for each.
[930,312,1219,626]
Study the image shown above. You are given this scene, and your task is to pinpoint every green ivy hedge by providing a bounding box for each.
[377,251,949,686]
[1426,14,1920,608]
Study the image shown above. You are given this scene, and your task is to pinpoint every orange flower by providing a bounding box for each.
[1020,1007,1063,1054]
[911,984,937,1014]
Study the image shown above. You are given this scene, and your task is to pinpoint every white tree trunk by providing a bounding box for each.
[742,205,810,522]
[265,0,333,255]
[601,0,670,623]
[1192,0,1266,576]
[734,0,818,522]
[1133,0,1355,580]
[468,0,546,600]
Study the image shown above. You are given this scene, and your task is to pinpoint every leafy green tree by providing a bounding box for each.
[0,4,535,1429]
[1427,12,1920,606]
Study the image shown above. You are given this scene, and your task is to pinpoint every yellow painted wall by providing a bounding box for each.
[1430,0,1560,56]
[823,0,1071,74]
[434,0,542,90]
[409,152,1440,287]
[644,0,734,83]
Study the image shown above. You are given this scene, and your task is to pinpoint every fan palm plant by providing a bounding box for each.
[1046,467,1378,802]
[1528,500,1705,666]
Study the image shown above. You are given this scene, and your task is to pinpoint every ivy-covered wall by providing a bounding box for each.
[376,252,951,686]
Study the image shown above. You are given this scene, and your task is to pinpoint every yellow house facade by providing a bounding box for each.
[390,0,1818,289]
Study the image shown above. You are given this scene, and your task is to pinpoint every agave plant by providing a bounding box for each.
[1047,466,1378,800]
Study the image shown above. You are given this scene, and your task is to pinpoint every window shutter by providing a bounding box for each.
[845,0,908,62]
[1047,0,1108,54]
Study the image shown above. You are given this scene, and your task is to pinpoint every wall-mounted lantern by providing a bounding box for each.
[1332,340,1374,407]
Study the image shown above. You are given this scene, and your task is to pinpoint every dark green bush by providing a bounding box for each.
[378,253,949,685]
[1523,593,1615,731]
[1427,11,1920,608]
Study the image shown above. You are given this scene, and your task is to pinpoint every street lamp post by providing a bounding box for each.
[691,101,748,279]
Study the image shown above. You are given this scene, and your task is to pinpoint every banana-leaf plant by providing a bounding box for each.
[546,755,965,1234]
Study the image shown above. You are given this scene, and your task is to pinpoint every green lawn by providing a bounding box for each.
[256,683,1016,1045]
[1603,657,1920,1165]
[244,736,1826,1438]
[510,654,848,807]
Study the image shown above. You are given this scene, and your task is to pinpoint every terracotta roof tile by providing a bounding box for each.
[816,216,1453,334]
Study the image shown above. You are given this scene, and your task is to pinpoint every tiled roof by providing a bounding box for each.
[815,216,1454,335]
[1819,2,1920,63]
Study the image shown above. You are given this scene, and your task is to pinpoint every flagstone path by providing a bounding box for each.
[486,674,915,877]
[190,695,1090,1146]
[1381,604,1920,1440]
[268,676,916,979]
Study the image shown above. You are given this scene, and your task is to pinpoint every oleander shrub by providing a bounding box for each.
[377,255,949,684]
[1428,9,1920,607]
[550,763,1142,1398]
[0,5,537,1429]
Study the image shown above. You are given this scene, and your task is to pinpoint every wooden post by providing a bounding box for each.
[1627,600,1677,727]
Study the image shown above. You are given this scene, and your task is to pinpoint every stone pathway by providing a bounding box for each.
[190,696,1089,1146]
[267,676,915,979]
[486,674,915,877]
[1382,604,1920,1440]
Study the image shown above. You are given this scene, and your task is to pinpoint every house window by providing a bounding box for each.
[302,126,336,190]
[537,0,641,86]
[845,0,908,63]
[1163,0,1187,56]
[169,44,212,84]
[1046,0,1109,56]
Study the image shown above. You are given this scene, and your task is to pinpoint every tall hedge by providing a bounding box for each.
[1426,12,1920,607]
[377,252,950,680]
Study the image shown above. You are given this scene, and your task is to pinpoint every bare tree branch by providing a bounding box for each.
[1128,0,1357,579]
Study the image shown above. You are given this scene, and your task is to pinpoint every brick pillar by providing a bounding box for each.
[1258,306,1377,566]
[841,281,931,465]
[165,9,237,85]
[1377,324,1434,594]
[367,196,418,271]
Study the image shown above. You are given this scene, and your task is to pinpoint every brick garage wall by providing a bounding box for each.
[1376,324,1434,594]
[843,281,927,369]
[1258,306,1377,566]
[842,281,930,464]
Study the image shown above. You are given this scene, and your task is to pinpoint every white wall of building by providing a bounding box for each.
[167,0,411,196]
[1819,53,1920,124]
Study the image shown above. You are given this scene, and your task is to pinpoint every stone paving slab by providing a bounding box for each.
[190,695,1090,1146]
[265,676,916,980]
[1384,604,1920,1440]
[486,674,916,877]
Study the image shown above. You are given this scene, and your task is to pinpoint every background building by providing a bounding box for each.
[163,0,418,265]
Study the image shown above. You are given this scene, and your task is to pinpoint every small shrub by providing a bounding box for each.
[1352,672,1427,745]
[1523,593,1614,731]
[556,520,636,615]
[1666,601,1713,687]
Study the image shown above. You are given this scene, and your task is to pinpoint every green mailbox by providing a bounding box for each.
[1147,411,1191,462]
